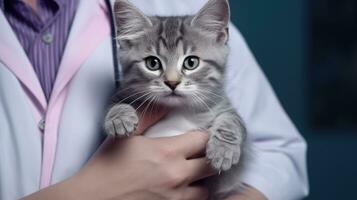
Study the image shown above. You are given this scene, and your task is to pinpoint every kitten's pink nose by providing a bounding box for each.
[164,81,181,91]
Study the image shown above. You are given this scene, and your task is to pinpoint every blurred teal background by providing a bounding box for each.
[229,0,357,199]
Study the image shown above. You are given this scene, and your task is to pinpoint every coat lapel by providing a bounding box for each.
[0,11,47,112]
[39,0,111,188]
[49,0,111,106]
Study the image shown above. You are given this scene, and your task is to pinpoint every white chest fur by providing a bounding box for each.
[145,109,212,138]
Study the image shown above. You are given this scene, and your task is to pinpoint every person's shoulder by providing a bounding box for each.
[128,0,207,16]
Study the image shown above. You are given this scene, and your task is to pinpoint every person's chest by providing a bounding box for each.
[0,1,115,198]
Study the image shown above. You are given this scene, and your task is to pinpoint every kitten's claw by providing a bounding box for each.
[206,134,241,172]
[104,104,139,137]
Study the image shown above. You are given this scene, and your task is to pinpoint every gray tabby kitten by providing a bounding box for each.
[104,0,246,198]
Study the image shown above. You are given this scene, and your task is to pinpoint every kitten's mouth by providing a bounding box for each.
[160,92,184,106]
[166,91,183,98]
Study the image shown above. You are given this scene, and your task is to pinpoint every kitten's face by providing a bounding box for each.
[115,0,230,109]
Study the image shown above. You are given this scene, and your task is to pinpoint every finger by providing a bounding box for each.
[134,106,168,135]
[183,186,209,200]
[158,131,209,158]
[185,157,217,183]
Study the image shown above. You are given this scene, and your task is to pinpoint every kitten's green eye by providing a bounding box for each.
[183,56,200,70]
[145,56,162,71]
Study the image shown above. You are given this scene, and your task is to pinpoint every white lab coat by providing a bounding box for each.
[0,0,309,199]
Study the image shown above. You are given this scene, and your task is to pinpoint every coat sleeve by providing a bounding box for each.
[224,24,309,200]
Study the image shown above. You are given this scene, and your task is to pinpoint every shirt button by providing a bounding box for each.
[38,119,46,132]
[42,32,53,44]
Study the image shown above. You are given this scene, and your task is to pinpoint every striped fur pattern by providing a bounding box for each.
[104,0,247,198]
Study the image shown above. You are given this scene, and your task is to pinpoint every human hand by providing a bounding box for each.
[74,131,214,200]
[134,105,168,135]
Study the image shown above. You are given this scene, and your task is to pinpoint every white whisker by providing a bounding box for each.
[128,92,152,106]
[193,92,215,117]
[140,95,157,120]
[135,93,154,112]
[195,91,219,105]
[195,88,224,99]
[117,90,148,104]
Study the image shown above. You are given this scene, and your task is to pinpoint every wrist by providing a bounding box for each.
[21,175,91,200]
[69,169,112,200]
[72,161,141,200]
[63,173,94,200]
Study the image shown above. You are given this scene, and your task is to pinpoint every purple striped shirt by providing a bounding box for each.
[1,0,78,100]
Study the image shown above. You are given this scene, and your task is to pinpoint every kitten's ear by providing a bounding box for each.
[114,0,152,41]
[191,0,230,42]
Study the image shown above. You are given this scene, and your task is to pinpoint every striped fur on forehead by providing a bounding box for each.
[151,16,190,57]
[148,15,228,62]
[157,17,184,51]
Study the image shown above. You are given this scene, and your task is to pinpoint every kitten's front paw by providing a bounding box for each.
[104,104,139,137]
[206,134,241,172]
